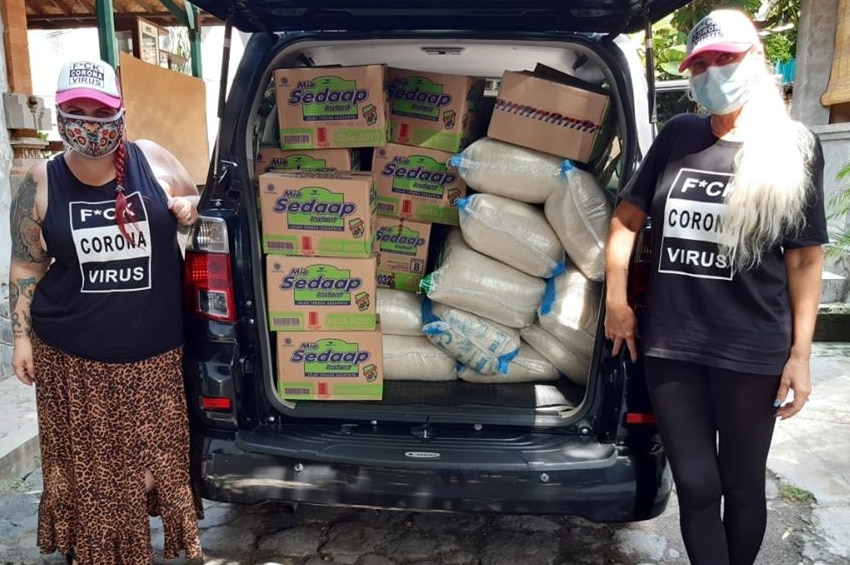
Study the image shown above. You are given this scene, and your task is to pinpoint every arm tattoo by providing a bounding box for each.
[10,173,48,264]
[10,277,37,338]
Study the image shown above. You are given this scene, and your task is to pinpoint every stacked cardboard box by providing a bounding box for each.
[487,64,611,164]
[274,65,389,150]
[259,170,383,401]
[255,146,358,176]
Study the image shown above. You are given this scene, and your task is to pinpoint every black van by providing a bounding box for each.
[184,0,688,523]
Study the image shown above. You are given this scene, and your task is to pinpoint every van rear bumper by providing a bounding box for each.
[194,428,672,523]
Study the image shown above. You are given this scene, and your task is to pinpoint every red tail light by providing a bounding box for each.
[624,412,656,425]
[184,217,236,322]
[200,395,233,412]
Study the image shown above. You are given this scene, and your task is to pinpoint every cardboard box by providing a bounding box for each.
[255,146,357,177]
[487,65,611,163]
[372,143,467,226]
[266,256,377,331]
[274,65,389,150]
[374,217,432,292]
[388,68,485,153]
[276,328,384,401]
[258,171,376,257]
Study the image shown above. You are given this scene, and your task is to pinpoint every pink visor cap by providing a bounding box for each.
[679,9,761,72]
[55,60,122,109]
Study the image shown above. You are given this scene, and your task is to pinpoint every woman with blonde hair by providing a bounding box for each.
[9,59,203,564]
[604,9,825,565]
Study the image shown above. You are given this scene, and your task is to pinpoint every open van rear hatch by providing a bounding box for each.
[191,0,691,33]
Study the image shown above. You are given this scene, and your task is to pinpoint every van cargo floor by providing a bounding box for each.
[377,379,586,409]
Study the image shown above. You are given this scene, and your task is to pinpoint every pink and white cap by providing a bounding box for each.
[679,9,761,72]
[55,60,122,109]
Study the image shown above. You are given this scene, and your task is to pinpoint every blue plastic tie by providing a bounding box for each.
[497,348,520,374]
[549,262,567,278]
[540,277,556,315]
[559,160,575,179]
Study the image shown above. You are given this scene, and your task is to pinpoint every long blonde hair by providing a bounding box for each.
[718,54,816,271]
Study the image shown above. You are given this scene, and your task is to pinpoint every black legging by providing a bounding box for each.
[644,356,781,565]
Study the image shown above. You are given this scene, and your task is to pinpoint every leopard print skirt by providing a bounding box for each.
[32,335,203,564]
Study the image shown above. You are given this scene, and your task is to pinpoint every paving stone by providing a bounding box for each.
[479,530,560,565]
[387,529,461,561]
[251,557,301,565]
[321,522,396,562]
[439,551,480,565]
[357,555,399,565]
[411,512,489,533]
[296,503,357,525]
[257,526,322,557]
[493,515,562,534]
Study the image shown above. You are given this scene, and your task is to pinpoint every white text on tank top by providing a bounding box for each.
[69,191,153,292]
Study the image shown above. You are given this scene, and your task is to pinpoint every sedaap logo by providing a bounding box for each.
[381,163,456,187]
[290,347,371,364]
[289,86,370,106]
[280,274,363,294]
[273,196,357,217]
[388,81,453,108]
[376,228,426,248]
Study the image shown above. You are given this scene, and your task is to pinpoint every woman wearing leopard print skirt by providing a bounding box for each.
[8,59,203,564]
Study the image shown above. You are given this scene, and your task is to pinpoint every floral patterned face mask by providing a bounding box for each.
[56,108,125,159]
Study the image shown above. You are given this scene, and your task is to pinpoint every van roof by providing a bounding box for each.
[190,0,692,35]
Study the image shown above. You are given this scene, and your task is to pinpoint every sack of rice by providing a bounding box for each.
[449,137,566,203]
[420,230,545,328]
[457,193,566,278]
[422,300,520,375]
[377,289,424,336]
[544,161,613,281]
[521,324,591,386]
[537,269,601,358]
[457,343,560,383]
[383,335,457,381]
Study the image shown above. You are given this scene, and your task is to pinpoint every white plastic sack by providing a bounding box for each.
[382,335,457,381]
[457,193,566,278]
[422,301,520,375]
[377,289,424,336]
[538,269,601,358]
[544,162,613,281]
[521,324,591,386]
[449,138,567,203]
[420,230,545,328]
[457,343,560,383]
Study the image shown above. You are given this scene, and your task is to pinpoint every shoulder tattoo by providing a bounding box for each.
[10,172,48,264]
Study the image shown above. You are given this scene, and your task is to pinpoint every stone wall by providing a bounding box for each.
[0,12,15,380]
[792,0,838,126]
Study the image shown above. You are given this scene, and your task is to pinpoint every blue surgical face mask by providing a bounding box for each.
[689,57,755,115]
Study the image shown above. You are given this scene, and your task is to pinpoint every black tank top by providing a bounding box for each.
[32,143,184,362]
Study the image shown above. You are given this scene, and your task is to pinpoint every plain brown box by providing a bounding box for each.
[487,65,610,163]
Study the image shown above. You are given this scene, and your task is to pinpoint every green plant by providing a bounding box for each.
[827,163,850,258]
[635,0,801,80]
[779,482,816,504]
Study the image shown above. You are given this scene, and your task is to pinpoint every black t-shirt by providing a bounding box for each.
[620,114,827,375]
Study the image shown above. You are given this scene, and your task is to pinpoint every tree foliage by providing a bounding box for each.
[642,0,801,80]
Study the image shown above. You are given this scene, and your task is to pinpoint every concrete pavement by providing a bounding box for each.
[0,343,848,564]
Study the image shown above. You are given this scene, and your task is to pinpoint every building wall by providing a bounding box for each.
[795,0,850,300]
[1,11,16,379]
[792,0,838,126]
